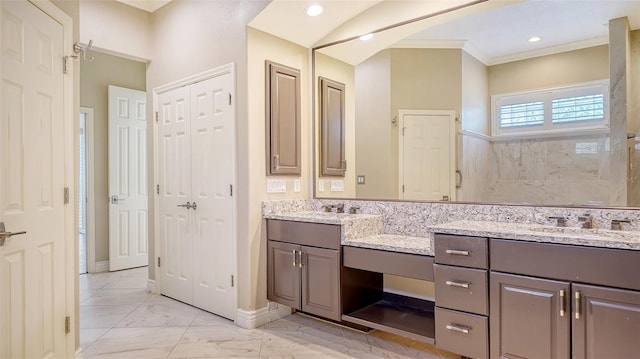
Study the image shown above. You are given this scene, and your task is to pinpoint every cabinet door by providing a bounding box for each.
[490,272,570,359]
[267,241,300,310]
[265,61,301,175]
[572,284,640,359]
[319,77,346,176]
[301,246,341,321]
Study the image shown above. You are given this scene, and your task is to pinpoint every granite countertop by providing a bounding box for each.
[342,234,433,256]
[263,211,381,225]
[430,220,640,251]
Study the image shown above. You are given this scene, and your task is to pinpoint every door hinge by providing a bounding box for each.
[402,127,406,136]
[402,185,405,193]
[228,93,232,106]
[229,184,233,196]
[231,275,234,287]
[65,316,71,334]
[64,187,70,204]
[63,56,69,74]
[155,111,158,123]
[157,257,161,267]
[156,184,160,195]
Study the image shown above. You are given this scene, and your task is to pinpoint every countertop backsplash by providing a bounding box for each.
[263,199,640,237]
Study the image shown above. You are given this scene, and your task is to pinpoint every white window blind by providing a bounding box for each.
[492,81,609,137]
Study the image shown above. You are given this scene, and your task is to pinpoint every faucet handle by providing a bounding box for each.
[548,216,568,227]
[349,206,360,214]
[322,205,334,212]
[577,214,594,229]
[610,219,631,230]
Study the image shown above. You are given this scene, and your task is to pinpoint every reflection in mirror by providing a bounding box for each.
[314,1,640,207]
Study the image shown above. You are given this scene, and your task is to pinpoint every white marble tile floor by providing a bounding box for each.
[80,267,459,359]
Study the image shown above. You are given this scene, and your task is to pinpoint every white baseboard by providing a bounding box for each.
[236,303,291,329]
[95,261,109,273]
[146,279,156,293]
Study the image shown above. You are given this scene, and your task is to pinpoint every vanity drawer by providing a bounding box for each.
[267,219,340,249]
[435,307,488,359]
[434,234,488,269]
[435,264,488,315]
[343,246,433,281]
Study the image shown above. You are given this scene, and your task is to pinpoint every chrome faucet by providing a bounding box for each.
[322,205,333,212]
[548,216,568,227]
[335,203,345,213]
[610,219,631,230]
[578,214,594,229]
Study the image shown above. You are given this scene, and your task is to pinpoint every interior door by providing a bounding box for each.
[0,1,68,357]
[190,74,236,319]
[157,86,193,304]
[399,110,455,201]
[108,85,148,271]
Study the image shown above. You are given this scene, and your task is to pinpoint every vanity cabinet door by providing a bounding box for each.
[572,284,640,359]
[301,246,341,321]
[267,240,300,310]
[490,272,570,359]
[319,77,346,176]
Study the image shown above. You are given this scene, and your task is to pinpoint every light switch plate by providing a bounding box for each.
[357,175,365,184]
[318,180,325,192]
[293,179,300,192]
[266,179,286,193]
[330,180,344,192]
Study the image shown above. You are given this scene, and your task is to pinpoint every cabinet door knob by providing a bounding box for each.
[446,324,471,334]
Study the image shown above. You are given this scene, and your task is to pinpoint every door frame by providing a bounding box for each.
[152,63,238,315]
[398,109,457,201]
[80,107,96,273]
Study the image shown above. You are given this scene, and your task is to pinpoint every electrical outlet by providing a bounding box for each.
[318,180,325,192]
[293,179,300,192]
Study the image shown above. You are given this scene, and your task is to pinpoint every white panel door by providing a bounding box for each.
[400,111,455,201]
[158,86,193,304]
[0,1,68,357]
[190,75,235,319]
[108,85,148,271]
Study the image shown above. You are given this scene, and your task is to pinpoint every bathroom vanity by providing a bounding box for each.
[264,210,640,359]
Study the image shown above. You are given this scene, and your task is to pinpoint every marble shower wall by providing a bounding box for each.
[457,134,495,202]
[481,135,612,206]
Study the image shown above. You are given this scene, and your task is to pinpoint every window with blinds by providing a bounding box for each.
[492,81,609,137]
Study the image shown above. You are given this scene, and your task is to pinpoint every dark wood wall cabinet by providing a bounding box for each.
[265,61,301,175]
[319,77,346,177]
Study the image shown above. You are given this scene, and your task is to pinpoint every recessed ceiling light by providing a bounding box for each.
[360,33,374,41]
[306,4,323,17]
[528,36,541,43]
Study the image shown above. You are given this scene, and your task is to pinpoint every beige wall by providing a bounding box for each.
[315,52,356,198]
[79,0,152,60]
[80,50,147,264]
[461,51,489,134]
[355,50,392,199]
[488,45,609,95]
[146,0,269,289]
[246,27,311,310]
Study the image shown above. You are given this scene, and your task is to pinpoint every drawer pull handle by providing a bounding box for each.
[446,324,471,334]
[559,290,566,317]
[445,249,470,256]
[445,280,471,289]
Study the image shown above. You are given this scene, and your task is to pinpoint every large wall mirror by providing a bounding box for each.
[313,0,640,207]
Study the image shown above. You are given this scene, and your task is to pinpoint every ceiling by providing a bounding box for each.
[250,0,640,66]
[115,0,172,13]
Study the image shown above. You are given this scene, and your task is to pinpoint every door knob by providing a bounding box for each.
[0,222,27,247]
[110,195,126,204]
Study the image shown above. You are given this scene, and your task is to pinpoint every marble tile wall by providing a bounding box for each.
[457,134,495,202]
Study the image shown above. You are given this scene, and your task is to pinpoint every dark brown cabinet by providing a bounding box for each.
[266,220,341,321]
[319,77,346,177]
[265,61,301,175]
[572,284,640,359]
[490,272,570,359]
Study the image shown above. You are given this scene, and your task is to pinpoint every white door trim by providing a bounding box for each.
[27,0,75,355]
[152,63,238,317]
[398,109,457,201]
[80,107,96,273]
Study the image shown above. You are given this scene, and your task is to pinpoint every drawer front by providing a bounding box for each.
[267,219,340,249]
[435,307,488,359]
[491,239,640,291]
[343,246,433,281]
[434,234,488,269]
[435,264,488,315]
